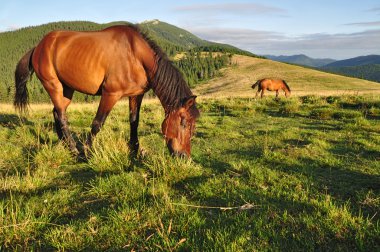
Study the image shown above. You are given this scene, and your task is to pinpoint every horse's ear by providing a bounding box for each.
[182,95,197,110]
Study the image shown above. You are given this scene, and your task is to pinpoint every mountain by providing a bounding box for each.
[141,20,255,56]
[141,19,207,48]
[320,55,380,83]
[323,55,380,67]
[264,54,336,67]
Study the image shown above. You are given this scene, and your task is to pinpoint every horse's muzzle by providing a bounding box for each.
[171,151,189,159]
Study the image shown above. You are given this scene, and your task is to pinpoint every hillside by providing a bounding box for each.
[264,54,336,67]
[194,55,380,98]
[0,20,255,103]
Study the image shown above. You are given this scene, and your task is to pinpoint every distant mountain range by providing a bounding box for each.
[264,54,336,67]
[322,55,380,67]
[266,54,380,83]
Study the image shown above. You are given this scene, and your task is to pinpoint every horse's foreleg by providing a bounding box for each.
[86,92,120,148]
[276,90,279,98]
[128,94,144,154]
[53,108,64,139]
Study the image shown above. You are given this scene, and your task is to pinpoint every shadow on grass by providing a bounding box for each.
[0,113,33,129]
[212,132,380,218]
[179,186,377,251]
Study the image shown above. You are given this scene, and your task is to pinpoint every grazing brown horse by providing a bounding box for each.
[14,25,200,157]
[251,78,291,98]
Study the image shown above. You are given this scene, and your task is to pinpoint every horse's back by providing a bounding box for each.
[31,26,153,96]
[261,78,285,90]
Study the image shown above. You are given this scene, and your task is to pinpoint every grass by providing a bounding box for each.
[0,95,379,251]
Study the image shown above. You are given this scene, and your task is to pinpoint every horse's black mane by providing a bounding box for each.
[128,24,193,112]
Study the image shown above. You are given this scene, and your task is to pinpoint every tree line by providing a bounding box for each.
[174,51,232,87]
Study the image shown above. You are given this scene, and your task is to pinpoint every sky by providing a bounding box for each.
[1,0,380,59]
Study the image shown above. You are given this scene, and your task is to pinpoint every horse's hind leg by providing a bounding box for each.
[255,88,261,98]
[260,89,265,98]
[49,84,78,154]
[128,94,144,154]
[86,92,121,149]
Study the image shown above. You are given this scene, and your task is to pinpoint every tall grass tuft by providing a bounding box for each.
[87,128,132,173]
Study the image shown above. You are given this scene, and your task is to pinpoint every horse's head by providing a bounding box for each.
[251,80,261,89]
[162,96,199,158]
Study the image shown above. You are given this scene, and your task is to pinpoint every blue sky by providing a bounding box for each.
[1,0,380,59]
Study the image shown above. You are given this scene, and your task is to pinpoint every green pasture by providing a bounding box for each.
[0,96,379,251]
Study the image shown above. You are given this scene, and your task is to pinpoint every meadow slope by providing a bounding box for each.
[194,55,380,98]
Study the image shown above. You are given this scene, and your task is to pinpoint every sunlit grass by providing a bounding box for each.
[0,95,379,250]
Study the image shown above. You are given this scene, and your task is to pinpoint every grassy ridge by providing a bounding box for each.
[1,96,379,250]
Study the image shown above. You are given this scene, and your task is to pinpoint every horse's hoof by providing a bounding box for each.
[70,147,80,156]
[77,151,87,162]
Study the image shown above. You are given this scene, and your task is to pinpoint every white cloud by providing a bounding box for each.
[344,21,380,27]
[174,3,287,16]
[187,27,380,59]
[367,7,380,13]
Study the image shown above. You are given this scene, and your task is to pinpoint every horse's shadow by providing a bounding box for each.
[0,113,33,129]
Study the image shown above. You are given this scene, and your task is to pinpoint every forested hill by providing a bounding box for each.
[323,55,380,68]
[320,55,380,83]
[0,20,256,103]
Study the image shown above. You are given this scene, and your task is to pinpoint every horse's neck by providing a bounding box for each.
[150,57,192,113]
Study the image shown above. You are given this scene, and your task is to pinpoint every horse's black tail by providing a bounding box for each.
[251,80,261,90]
[282,80,291,93]
[14,48,35,113]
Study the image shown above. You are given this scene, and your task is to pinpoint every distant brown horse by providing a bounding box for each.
[14,25,199,158]
[251,79,291,98]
